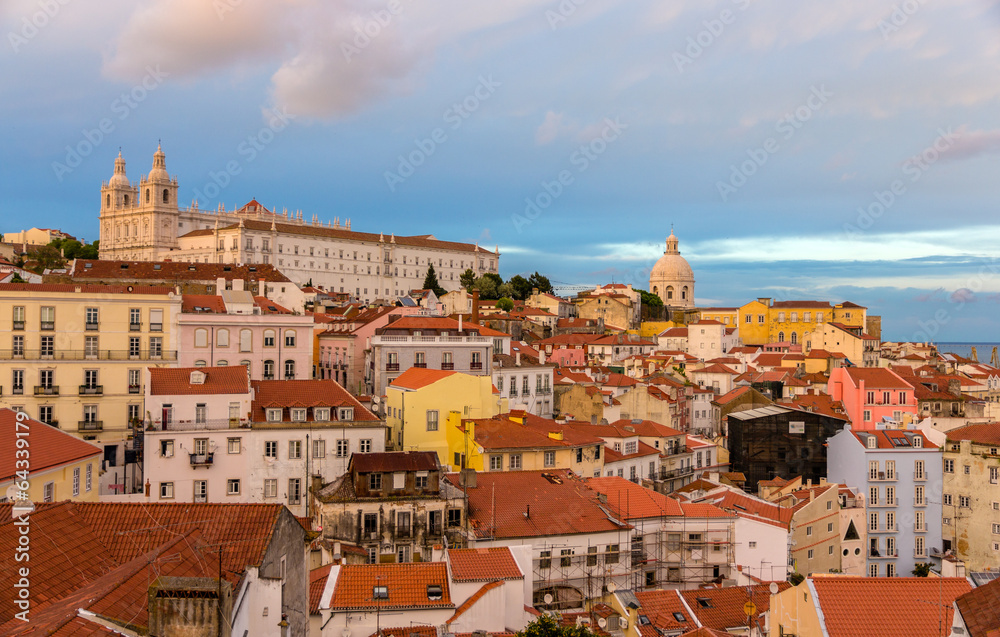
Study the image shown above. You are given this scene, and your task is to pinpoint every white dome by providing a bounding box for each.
[147,144,169,182]
[109,151,130,187]
[649,230,695,307]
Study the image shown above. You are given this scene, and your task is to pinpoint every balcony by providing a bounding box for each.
[34,386,59,396]
[659,466,695,480]
[189,452,215,466]
[78,420,103,431]
[85,322,99,331]
[441,362,454,370]
[914,523,927,532]
[385,362,400,372]
[79,385,103,396]
[151,418,248,432]
[12,386,23,395]
[0,349,177,361]
[470,361,483,370]
[913,497,926,507]
[40,321,54,331]
[43,420,58,428]
[129,322,142,332]
[12,320,24,330]
[413,362,427,368]
[128,384,141,395]
[150,323,163,332]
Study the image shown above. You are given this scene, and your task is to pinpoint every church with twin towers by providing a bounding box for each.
[98,146,500,301]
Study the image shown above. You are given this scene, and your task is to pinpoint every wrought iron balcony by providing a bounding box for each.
[78,421,103,431]
[79,385,103,396]
[189,452,215,466]
[34,386,59,396]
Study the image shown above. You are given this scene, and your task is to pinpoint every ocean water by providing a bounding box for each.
[935,342,1000,361]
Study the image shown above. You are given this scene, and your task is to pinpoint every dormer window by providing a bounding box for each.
[266,408,283,422]
[866,436,877,449]
[427,585,443,600]
[913,436,922,448]
[338,407,354,421]
[314,408,330,422]
[190,371,206,385]
[291,408,306,422]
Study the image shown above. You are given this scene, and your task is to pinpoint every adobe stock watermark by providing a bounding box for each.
[673,0,752,73]
[384,75,501,192]
[12,410,33,622]
[192,108,296,205]
[51,65,170,182]
[545,0,587,30]
[716,84,833,201]
[511,117,627,233]
[877,0,928,40]
[341,0,409,61]
[844,127,957,238]
[8,0,72,53]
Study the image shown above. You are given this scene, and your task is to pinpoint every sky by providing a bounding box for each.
[2,0,1000,342]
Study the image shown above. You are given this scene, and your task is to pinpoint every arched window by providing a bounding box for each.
[284,360,295,379]
[239,329,252,352]
[682,286,688,300]
[240,360,251,368]
[216,328,230,347]
[194,360,207,367]
[263,329,275,347]
[123,194,130,206]
[652,286,658,296]
[133,223,138,238]
[124,225,129,237]
[145,189,150,204]
[778,331,785,343]
[217,360,229,366]
[162,189,169,204]
[791,332,798,345]
[106,194,110,208]
[263,360,275,380]
[666,286,674,300]
[194,328,208,348]
[284,330,296,347]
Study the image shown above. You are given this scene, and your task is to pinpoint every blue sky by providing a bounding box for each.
[3,0,1000,342]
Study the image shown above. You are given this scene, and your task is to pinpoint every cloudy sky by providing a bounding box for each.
[3,0,1000,342]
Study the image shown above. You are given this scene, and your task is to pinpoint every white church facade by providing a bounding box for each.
[98,146,500,302]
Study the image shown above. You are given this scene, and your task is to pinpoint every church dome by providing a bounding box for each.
[109,151,130,188]
[147,143,169,182]
[649,230,695,307]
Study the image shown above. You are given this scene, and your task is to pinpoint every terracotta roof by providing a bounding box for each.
[390,367,458,390]
[181,293,227,313]
[955,575,1000,637]
[693,363,740,376]
[839,367,914,390]
[0,282,175,295]
[470,416,603,451]
[351,451,438,473]
[946,422,1000,446]
[250,379,378,421]
[603,440,662,463]
[329,563,453,610]
[586,476,684,518]
[810,576,972,637]
[149,365,249,396]
[0,410,102,483]
[71,259,293,282]
[680,583,791,631]
[444,470,630,539]
[448,547,523,581]
[849,429,938,450]
[380,316,508,337]
[702,490,793,529]
[634,590,698,634]
[311,564,334,614]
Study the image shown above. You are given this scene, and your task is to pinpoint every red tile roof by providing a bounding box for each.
[840,367,914,390]
[470,416,602,451]
[310,564,334,614]
[251,379,378,420]
[149,365,249,396]
[680,583,791,631]
[0,282,176,295]
[181,293,227,313]
[702,490,793,529]
[634,590,698,634]
[849,429,938,449]
[603,440,661,463]
[946,422,1000,446]
[586,476,684,518]
[448,547,523,581]
[389,367,458,390]
[445,470,630,539]
[72,259,293,282]
[810,576,972,637]
[0,410,102,483]
[381,316,508,337]
[351,451,438,473]
[329,563,453,610]
[954,575,1000,637]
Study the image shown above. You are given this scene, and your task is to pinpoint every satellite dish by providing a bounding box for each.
[371,396,380,405]
[607,582,617,593]
[543,594,554,604]
[5,486,19,501]
[620,619,628,629]
[769,582,779,595]
[597,618,607,629]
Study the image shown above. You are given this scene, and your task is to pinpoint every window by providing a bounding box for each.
[944,459,954,473]
[943,493,952,506]
[869,512,879,532]
[426,410,439,431]
[915,485,925,506]
[870,486,878,506]
[264,479,277,498]
[288,478,301,505]
[12,335,24,358]
[226,479,241,495]
[869,563,878,577]
[808,549,814,560]
[11,369,23,394]
[12,306,24,329]
[72,467,80,496]
[369,473,383,490]
[415,473,428,489]
[263,360,275,379]
[40,306,55,330]
[587,546,598,566]
[336,440,348,457]
[915,536,925,557]
[806,526,813,536]
[360,439,372,453]
[544,451,556,467]
[960,495,971,508]
[266,408,282,422]
[149,337,162,358]
[510,454,522,470]
[284,330,296,347]
[914,460,925,480]
[993,524,1000,535]
[160,482,174,499]
[161,440,174,457]
[886,486,895,506]
[313,439,326,458]
[448,509,462,527]
[291,408,306,422]
[239,329,252,353]
[85,464,92,491]
[265,441,277,458]
[338,407,354,421]
[284,360,295,379]
[288,440,302,459]
[40,336,53,358]
[194,328,208,348]
[539,550,551,569]
[965,464,971,475]
[992,467,999,484]
[315,407,330,422]
[561,549,573,568]
[489,455,502,471]
[863,410,872,422]
[264,330,276,347]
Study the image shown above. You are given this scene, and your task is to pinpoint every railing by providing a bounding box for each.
[470,361,483,370]
[539,387,552,395]
[441,362,454,370]
[385,363,400,371]
[40,321,54,331]
[0,350,177,361]
[43,420,58,428]
[150,323,163,332]
[189,452,215,466]
[12,321,24,330]
[151,418,248,432]
[78,421,103,431]
[11,386,23,395]
[79,385,103,395]
[914,523,926,532]
[913,497,926,506]
[413,362,427,368]
[374,335,490,344]
[85,322,99,331]
[128,384,141,394]
[129,322,142,331]
[34,386,59,395]
[659,466,695,480]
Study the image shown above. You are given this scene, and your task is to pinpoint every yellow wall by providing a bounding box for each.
[737,299,867,346]
[808,323,864,364]
[577,296,631,329]
[2,455,102,504]
[698,309,738,326]
[0,288,181,445]
[769,581,822,637]
[385,372,500,463]
[638,321,679,338]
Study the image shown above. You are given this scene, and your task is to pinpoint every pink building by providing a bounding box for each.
[829,367,917,430]
[178,291,314,381]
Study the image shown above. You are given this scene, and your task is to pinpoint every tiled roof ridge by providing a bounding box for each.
[446,580,504,623]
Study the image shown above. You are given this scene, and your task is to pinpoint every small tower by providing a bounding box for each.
[136,143,181,256]
[99,151,140,259]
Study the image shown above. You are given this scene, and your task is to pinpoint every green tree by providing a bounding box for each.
[9,272,26,283]
[27,245,64,272]
[527,271,553,294]
[79,240,99,259]
[497,282,515,300]
[473,275,499,299]
[912,562,931,577]
[460,268,477,290]
[789,572,805,585]
[422,264,447,297]
[508,274,532,300]
[637,288,663,308]
[496,297,515,312]
[517,614,596,637]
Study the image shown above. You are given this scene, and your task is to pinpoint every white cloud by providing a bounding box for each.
[534,111,566,146]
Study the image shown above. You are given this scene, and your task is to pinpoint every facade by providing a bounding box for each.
[493,352,555,418]
[735,298,867,346]
[827,426,943,577]
[178,292,314,381]
[829,366,917,430]
[941,423,1000,570]
[808,321,880,367]
[687,320,740,360]
[98,147,500,299]
[0,283,181,448]
[649,230,695,308]
[312,451,466,564]
[0,408,102,504]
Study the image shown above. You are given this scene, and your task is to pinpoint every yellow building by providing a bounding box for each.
[942,423,1000,571]
[447,411,605,475]
[2,227,73,247]
[385,368,502,461]
[697,307,738,327]
[1,408,102,503]
[734,298,867,346]
[0,283,181,446]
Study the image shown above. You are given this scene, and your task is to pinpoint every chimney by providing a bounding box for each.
[472,289,480,323]
[233,278,245,292]
[516,352,521,366]
[539,350,546,364]
[458,314,463,333]
[216,277,225,294]
[459,468,477,488]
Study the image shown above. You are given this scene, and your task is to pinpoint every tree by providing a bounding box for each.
[789,572,805,585]
[9,272,25,283]
[912,562,931,577]
[473,275,499,300]
[422,264,446,297]
[517,614,596,637]
[496,297,514,312]
[460,268,477,290]
[508,274,532,300]
[637,288,663,308]
[497,282,515,300]
[527,271,553,294]
[26,245,64,272]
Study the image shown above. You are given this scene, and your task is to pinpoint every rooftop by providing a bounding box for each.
[329,562,453,610]
[149,365,249,396]
[0,410,102,483]
[447,547,523,582]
